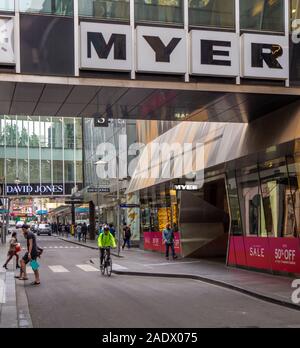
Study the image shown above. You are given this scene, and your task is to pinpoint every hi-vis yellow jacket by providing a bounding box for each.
[97,232,116,248]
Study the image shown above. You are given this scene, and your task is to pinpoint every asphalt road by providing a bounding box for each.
[17,236,300,328]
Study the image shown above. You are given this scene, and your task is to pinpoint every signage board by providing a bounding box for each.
[80,22,289,81]
[87,187,110,193]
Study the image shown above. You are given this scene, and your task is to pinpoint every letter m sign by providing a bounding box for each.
[81,22,132,71]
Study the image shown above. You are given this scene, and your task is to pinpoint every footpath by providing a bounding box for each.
[0,242,32,328]
[58,236,300,311]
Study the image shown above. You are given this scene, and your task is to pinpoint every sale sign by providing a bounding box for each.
[269,238,300,273]
[244,237,271,270]
[228,236,300,274]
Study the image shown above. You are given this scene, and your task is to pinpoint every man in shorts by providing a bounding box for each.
[15,224,41,285]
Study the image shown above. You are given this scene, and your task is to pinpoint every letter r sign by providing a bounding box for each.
[241,33,289,80]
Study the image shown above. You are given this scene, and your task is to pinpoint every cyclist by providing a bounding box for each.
[98,225,116,269]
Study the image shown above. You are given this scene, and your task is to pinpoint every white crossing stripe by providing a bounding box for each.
[76,265,99,272]
[0,279,6,304]
[113,264,128,271]
[48,266,69,273]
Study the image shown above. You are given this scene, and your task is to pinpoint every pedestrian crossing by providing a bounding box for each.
[21,246,85,251]
[24,263,128,274]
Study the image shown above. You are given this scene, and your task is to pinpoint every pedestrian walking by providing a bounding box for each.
[162,223,178,261]
[77,224,82,242]
[122,224,132,250]
[2,232,20,270]
[65,223,70,238]
[81,223,88,242]
[15,224,41,286]
[109,223,116,237]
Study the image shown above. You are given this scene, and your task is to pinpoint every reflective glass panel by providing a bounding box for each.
[79,0,129,20]
[135,0,184,24]
[20,0,73,16]
[240,0,284,32]
[237,165,262,237]
[189,0,234,28]
[0,0,14,11]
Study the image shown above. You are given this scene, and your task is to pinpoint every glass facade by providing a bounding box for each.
[228,156,300,238]
[240,0,285,32]
[140,184,179,233]
[79,0,129,20]
[135,0,183,25]
[189,0,234,28]
[0,0,14,11]
[0,115,83,195]
[19,0,73,16]
[1,0,287,32]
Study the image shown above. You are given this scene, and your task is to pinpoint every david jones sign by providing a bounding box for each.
[81,22,289,80]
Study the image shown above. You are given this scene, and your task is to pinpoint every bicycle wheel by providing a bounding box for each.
[106,258,112,277]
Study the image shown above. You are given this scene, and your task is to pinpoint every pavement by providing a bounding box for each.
[0,240,32,328]
[57,235,300,311]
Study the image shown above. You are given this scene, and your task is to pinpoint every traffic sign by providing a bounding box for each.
[120,204,140,208]
[87,187,110,193]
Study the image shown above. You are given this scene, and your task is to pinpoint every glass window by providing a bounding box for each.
[189,0,234,28]
[135,0,184,25]
[291,0,300,22]
[259,158,292,238]
[19,0,74,16]
[28,116,40,184]
[6,158,17,183]
[18,159,29,183]
[29,159,40,184]
[53,160,63,183]
[0,158,4,179]
[64,118,74,150]
[286,156,300,237]
[65,160,74,183]
[236,165,262,237]
[41,159,51,183]
[76,161,83,183]
[227,172,243,236]
[0,0,14,11]
[240,0,284,32]
[79,0,130,20]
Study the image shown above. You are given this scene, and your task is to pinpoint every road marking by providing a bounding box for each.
[113,264,128,271]
[48,266,69,273]
[144,261,203,267]
[76,265,99,272]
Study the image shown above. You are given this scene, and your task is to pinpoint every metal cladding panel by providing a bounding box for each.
[20,14,74,76]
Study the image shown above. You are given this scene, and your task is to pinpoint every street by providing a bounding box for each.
[14,236,300,328]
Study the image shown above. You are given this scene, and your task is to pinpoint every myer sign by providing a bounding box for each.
[80,22,289,80]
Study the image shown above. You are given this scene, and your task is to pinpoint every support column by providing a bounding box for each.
[71,203,75,226]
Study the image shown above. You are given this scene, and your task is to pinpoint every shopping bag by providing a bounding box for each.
[15,243,21,253]
[30,260,40,271]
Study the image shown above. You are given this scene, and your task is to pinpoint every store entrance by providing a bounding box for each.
[179,177,230,261]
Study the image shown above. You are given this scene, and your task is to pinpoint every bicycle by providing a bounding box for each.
[100,247,112,277]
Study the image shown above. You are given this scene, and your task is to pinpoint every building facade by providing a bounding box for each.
[0,115,83,196]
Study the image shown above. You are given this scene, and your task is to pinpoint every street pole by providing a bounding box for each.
[117,155,121,257]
